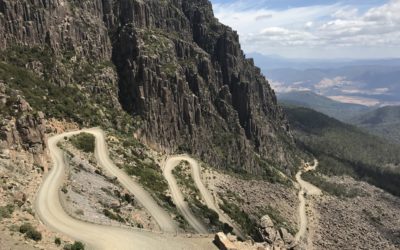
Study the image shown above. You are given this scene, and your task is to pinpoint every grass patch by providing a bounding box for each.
[124,161,168,195]
[0,204,14,220]
[172,162,199,196]
[70,133,95,153]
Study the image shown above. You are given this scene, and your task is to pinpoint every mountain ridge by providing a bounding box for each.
[350,105,400,144]
[278,91,370,121]
[0,0,298,176]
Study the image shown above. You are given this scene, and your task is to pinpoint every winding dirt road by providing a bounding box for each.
[35,129,215,250]
[90,128,177,233]
[294,159,321,243]
[163,155,245,239]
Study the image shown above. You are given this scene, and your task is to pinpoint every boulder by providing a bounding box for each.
[214,232,238,250]
[279,228,294,245]
[260,215,274,228]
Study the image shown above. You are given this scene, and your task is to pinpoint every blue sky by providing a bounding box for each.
[210,0,400,59]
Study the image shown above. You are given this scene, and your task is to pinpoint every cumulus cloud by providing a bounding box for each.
[212,0,400,58]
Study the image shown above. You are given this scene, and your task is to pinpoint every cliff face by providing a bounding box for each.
[0,0,298,175]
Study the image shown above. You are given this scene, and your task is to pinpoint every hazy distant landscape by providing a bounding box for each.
[249,53,400,107]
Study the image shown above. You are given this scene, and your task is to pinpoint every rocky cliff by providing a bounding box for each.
[0,0,299,175]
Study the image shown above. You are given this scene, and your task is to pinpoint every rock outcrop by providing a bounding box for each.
[0,0,298,175]
[258,215,295,249]
[0,83,47,159]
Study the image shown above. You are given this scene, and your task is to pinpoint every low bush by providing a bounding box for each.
[64,241,85,250]
[70,133,95,153]
[55,237,61,246]
[19,223,42,241]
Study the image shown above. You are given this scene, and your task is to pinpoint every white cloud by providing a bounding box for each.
[213,0,400,59]
[305,21,314,28]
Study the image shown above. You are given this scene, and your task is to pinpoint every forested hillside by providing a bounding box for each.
[283,105,400,196]
[278,91,369,121]
[350,105,400,144]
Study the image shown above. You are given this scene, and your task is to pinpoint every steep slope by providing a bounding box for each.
[278,91,369,121]
[350,105,400,144]
[283,105,400,196]
[0,0,298,176]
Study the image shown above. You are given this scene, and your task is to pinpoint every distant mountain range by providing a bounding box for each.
[248,52,400,70]
[279,91,400,145]
[249,53,400,107]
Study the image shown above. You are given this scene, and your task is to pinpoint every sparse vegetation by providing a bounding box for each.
[220,198,257,239]
[173,162,228,232]
[70,133,95,153]
[124,161,168,195]
[19,223,42,241]
[0,204,14,220]
[302,172,362,198]
[172,162,199,196]
[0,46,138,132]
[103,209,125,223]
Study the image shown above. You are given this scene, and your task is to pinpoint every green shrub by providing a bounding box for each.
[63,241,85,250]
[63,244,72,250]
[71,241,85,250]
[19,223,42,241]
[19,223,34,234]
[70,133,95,153]
[55,237,61,246]
[26,229,42,241]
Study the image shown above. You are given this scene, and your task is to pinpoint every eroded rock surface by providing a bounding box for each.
[0,0,298,176]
